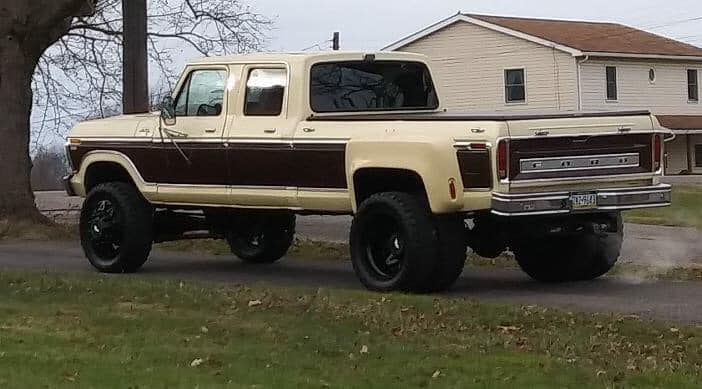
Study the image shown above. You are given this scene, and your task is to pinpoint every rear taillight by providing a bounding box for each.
[654,134,662,171]
[497,139,509,180]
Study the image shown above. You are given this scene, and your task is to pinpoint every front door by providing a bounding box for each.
[226,65,296,207]
[159,66,230,204]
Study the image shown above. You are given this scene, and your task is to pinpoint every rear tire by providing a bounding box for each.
[350,192,437,292]
[225,212,295,264]
[514,213,623,283]
[422,215,467,292]
[80,182,153,273]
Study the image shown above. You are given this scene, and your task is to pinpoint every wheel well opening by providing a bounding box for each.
[84,162,134,192]
[353,168,427,207]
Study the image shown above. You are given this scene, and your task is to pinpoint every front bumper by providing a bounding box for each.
[491,184,672,216]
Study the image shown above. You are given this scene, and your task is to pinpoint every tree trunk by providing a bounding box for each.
[0,35,46,222]
[0,0,96,223]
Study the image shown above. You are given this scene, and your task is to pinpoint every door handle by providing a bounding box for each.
[303,127,316,133]
[263,129,277,134]
[205,128,217,133]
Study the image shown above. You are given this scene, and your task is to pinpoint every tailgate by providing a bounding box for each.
[504,113,658,185]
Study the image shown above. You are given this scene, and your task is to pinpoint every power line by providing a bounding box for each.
[301,39,333,52]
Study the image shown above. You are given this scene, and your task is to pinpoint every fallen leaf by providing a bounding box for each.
[497,325,521,333]
[190,358,204,367]
[201,326,209,334]
[432,370,441,379]
[360,345,369,354]
[670,328,680,333]
[248,300,263,307]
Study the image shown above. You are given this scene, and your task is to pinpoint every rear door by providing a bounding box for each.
[226,65,297,207]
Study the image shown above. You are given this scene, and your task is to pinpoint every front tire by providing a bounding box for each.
[514,213,623,283]
[225,212,296,264]
[80,182,153,273]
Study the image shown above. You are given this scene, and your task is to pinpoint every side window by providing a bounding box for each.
[696,144,702,168]
[688,69,699,102]
[174,69,227,117]
[606,66,618,101]
[244,68,287,116]
[504,68,526,103]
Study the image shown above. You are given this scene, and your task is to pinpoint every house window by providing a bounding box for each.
[696,144,702,167]
[648,68,656,83]
[688,69,699,102]
[504,69,526,103]
[606,66,618,101]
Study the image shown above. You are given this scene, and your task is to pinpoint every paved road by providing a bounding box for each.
[34,192,702,268]
[1,240,701,324]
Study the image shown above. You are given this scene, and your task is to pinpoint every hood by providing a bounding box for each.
[68,112,160,139]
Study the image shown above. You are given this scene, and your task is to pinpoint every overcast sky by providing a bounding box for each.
[247,0,702,53]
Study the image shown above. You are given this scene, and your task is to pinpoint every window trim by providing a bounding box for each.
[173,67,229,118]
[308,60,440,114]
[688,69,699,103]
[605,66,618,102]
[504,67,527,105]
[243,66,289,117]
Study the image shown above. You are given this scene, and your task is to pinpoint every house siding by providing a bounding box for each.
[397,21,579,112]
[580,60,702,115]
[666,135,702,174]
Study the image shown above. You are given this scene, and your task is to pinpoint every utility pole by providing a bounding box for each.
[122,0,149,114]
[332,32,340,51]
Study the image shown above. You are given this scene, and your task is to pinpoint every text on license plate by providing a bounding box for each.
[570,193,598,210]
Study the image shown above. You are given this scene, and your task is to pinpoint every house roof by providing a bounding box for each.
[384,13,702,60]
[657,115,702,131]
[467,14,702,57]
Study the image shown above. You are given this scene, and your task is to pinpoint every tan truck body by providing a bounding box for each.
[66,52,671,216]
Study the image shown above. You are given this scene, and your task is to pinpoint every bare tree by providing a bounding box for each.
[2,0,271,223]
[32,0,272,147]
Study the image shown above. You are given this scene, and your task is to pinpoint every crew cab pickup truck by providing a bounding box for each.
[65,52,672,292]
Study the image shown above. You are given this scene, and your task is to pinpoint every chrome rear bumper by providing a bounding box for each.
[491,184,672,216]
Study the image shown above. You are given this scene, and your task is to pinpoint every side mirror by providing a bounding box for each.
[160,96,176,126]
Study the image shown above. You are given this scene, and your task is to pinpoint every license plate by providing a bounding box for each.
[570,192,598,210]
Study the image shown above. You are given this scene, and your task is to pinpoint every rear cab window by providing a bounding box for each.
[310,61,439,113]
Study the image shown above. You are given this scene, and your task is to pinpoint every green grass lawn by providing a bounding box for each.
[624,185,702,230]
[0,272,701,388]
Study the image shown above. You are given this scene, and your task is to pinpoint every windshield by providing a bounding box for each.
[310,61,439,113]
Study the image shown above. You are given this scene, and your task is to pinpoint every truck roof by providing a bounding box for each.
[187,51,430,66]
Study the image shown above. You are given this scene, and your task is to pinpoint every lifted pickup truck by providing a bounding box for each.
[65,52,672,292]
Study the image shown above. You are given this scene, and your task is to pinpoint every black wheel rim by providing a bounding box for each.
[362,215,405,281]
[232,227,268,256]
[86,198,124,261]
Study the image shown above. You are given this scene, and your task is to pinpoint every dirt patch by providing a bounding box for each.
[0,219,76,241]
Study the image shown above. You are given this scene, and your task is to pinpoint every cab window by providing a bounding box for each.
[244,68,287,116]
[174,69,227,117]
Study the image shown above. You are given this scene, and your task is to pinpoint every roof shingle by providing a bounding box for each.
[467,13,702,57]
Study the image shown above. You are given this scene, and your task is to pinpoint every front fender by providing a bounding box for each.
[71,150,157,199]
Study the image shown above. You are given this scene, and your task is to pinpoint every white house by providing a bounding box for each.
[384,13,702,175]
